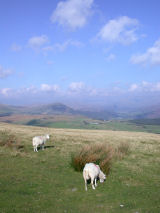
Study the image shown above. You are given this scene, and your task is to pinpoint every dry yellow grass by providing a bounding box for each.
[1,121,160,147]
[0,121,160,160]
[71,143,114,174]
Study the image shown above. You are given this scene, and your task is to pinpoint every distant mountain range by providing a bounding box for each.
[0,102,160,120]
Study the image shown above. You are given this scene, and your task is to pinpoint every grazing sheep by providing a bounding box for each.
[32,134,50,152]
[83,163,106,191]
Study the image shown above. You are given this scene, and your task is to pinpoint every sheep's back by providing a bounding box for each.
[83,163,100,179]
[32,136,45,146]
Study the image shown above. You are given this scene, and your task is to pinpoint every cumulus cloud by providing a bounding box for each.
[28,35,49,48]
[0,88,12,96]
[69,82,85,92]
[42,39,83,53]
[0,66,13,79]
[128,81,160,92]
[97,16,139,45]
[0,84,60,99]
[2,81,160,106]
[68,82,108,97]
[130,38,160,66]
[51,0,94,30]
[128,83,139,92]
[41,84,60,92]
[55,39,83,51]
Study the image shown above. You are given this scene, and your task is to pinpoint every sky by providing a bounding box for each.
[0,0,160,107]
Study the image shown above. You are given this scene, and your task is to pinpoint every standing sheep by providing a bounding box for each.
[83,163,106,191]
[32,134,50,152]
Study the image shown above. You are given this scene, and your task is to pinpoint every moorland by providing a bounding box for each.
[0,122,160,212]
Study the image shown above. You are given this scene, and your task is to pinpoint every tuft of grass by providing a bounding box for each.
[71,143,114,175]
[71,142,131,175]
[0,130,24,151]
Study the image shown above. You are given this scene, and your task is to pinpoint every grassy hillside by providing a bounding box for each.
[1,114,160,134]
[0,122,160,212]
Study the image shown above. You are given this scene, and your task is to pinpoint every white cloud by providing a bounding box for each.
[69,81,85,92]
[28,35,49,48]
[15,86,38,95]
[42,39,83,53]
[128,83,139,92]
[0,84,60,99]
[2,81,160,105]
[106,53,115,61]
[128,81,160,92]
[131,38,160,66]
[54,39,83,51]
[51,0,94,30]
[41,84,60,92]
[97,16,139,45]
[0,88,12,96]
[68,82,107,97]
[0,66,13,79]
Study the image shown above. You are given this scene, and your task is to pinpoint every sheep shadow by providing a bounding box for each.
[86,177,106,185]
[44,145,55,149]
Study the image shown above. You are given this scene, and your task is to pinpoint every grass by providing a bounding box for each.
[1,114,160,134]
[71,144,112,173]
[0,130,24,151]
[0,122,160,212]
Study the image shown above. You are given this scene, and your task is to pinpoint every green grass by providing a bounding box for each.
[0,123,160,212]
[46,119,160,134]
[24,117,160,134]
[23,118,160,134]
[1,114,160,134]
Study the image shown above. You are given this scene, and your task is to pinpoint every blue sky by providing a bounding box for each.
[0,0,160,107]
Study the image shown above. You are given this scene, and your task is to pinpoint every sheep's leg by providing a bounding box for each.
[95,178,97,187]
[91,178,95,190]
[84,179,87,191]
[43,143,45,150]
[36,146,38,152]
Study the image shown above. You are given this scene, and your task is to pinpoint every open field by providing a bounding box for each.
[0,122,160,212]
[1,114,160,134]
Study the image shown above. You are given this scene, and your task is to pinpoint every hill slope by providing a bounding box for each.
[0,103,119,120]
[1,102,160,120]
[0,122,160,213]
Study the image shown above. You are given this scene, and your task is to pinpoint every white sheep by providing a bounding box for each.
[32,134,50,152]
[83,163,106,191]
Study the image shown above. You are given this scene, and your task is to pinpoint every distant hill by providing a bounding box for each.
[132,105,160,119]
[77,109,119,120]
[0,103,74,116]
[0,104,17,116]
[0,103,119,120]
[1,102,160,120]
[26,103,75,115]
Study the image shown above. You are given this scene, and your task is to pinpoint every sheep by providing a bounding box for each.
[83,163,106,191]
[32,134,50,152]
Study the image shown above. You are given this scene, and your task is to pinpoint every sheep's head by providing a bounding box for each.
[99,170,106,183]
[46,134,50,139]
